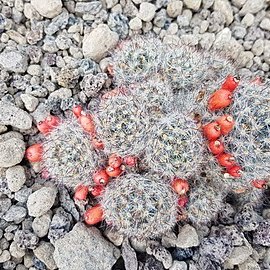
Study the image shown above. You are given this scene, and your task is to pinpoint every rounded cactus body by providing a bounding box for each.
[100,173,178,239]
[42,116,99,188]
[145,112,204,178]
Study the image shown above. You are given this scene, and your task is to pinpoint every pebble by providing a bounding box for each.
[75,1,102,15]
[33,242,57,270]
[0,101,32,129]
[31,0,62,18]
[6,165,26,192]
[0,50,28,73]
[214,0,234,25]
[238,257,261,270]
[137,2,156,22]
[0,138,25,168]
[239,0,265,15]
[260,18,270,31]
[0,250,11,263]
[27,186,57,217]
[3,205,27,223]
[237,51,254,68]
[32,212,52,238]
[251,39,264,56]
[177,225,200,248]
[9,241,26,259]
[15,187,32,203]
[213,27,232,49]
[103,229,124,247]
[225,246,252,266]
[183,0,201,11]
[169,260,188,270]
[241,13,255,27]
[167,0,183,18]
[129,17,143,30]
[20,94,39,112]
[82,24,119,62]
[0,198,12,217]
[199,32,216,50]
[122,239,138,270]
[53,223,121,270]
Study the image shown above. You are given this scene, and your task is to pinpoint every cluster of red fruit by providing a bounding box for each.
[171,178,189,208]
[203,75,242,178]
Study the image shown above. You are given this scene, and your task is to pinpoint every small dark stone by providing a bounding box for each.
[171,247,194,261]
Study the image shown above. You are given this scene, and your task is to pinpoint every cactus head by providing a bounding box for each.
[100,173,178,239]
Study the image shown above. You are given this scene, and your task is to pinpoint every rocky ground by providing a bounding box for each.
[0,0,270,269]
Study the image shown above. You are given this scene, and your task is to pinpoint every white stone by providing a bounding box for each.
[183,0,201,11]
[239,0,264,15]
[232,0,246,8]
[82,24,119,62]
[225,246,252,266]
[34,242,57,270]
[252,39,264,56]
[6,165,26,192]
[129,17,143,30]
[137,2,156,22]
[167,0,183,18]
[169,260,188,270]
[214,0,234,25]
[0,50,28,73]
[176,225,199,248]
[260,18,270,31]
[213,27,232,49]
[21,94,39,112]
[241,13,255,27]
[32,212,52,237]
[31,0,62,18]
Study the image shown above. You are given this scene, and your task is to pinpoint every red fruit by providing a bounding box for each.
[217,153,236,168]
[227,165,242,178]
[208,89,233,111]
[108,154,122,168]
[79,114,95,135]
[251,180,267,189]
[84,205,103,225]
[37,120,50,135]
[92,138,104,150]
[203,122,221,141]
[221,75,240,92]
[46,115,60,128]
[177,195,189,208]
[123,156,137,167]
[74,185,89,200]
[93,169,110,185]
[90,185,104,197]
[208,140,225,155]
[106,166,123,177]
[216,115,235,135]
[171,178,189,195]
[25,144,43,162]
[72,105,83,118]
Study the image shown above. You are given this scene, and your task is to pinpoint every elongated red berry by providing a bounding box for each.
[72,105,83,118]
[90,185,104,197]
[177,195,189,208]
[208,89,233,111]
[221,75,240,92]
[227,165,242,178]
[106,166,123,177]
[37,120,50,135]
[46,115,60,128]
[171,178,189,195]
[216,115,235,135]
[84,205,103,225]
[25,144,43,162]
[123,156,137,167]
[251,180,267,189]
[74,185,89,200]
[203,122,221,141]
[92,138,104,150]
[217,153,236,168]
[79,114,95,135]
[108,154,122,168]
[93,169,110,185]
[208,140,225,155]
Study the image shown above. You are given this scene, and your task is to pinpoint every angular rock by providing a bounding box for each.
[6,165,26,192]
[225,246,252,266]
[169,260,187,270]
[9,241,26,259]
[75,1,102,14]
[0,197,11,217]
[214,0,233,25]
[122,238,138,270]
[53,223,120,270]
[31,0,62,18]
[82,24,119,62]
[238,257,260,270]
[260,18,270,31]
[0,138,25,168]
[239,0,265,15]
[183,0,201,11]
[0,101,32,129]
[21,94,39,112]
[167,0,183,18]
[27,187,57,217]
[34,241,57,270]
[177,225,199,248]
[0,50,28,73]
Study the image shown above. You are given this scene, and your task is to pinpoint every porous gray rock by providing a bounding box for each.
[0,138,25,168]
[53,223,120,270]
[0,250,11,263]
[177,225,199,248]
[9,241,26,259]
[137,2,156,22]
[0,101,32,129]
[0,50,28,73]
[34,242,57,270]
[27,187,57,217]
[32,212,52,238]
[82,24,119,62]
[31,0,62,18]
[6,165,26,192]
[3,205,27,223]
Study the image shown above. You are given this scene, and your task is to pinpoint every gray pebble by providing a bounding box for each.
[129,17,143,30]
[3,205,27,223]
[9,241,26,259]
[31,0,62,18]
[225,246,252,266]
[20,94,39,112]
[183,0,201,11]
[6,165,26,192]
[167,0,183,18]
[239,0,265,15]
[214,0,234,25]
[75,1,102,15]
[169,261,188,270]
[260,18,270,31]
[177,225,200,248]
[0,197,12,217]
[0,250,11,263]
[122,238,138,270]
[251,39,264,56]
[137,2,156,22]
[238,258,261,270]
[241,13,255,27]
[0,50,28,73]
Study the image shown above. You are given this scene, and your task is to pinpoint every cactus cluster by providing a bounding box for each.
[25,36,270,238]
[101,173,178,239]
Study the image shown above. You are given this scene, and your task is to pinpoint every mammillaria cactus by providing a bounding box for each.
[100,173,178,239]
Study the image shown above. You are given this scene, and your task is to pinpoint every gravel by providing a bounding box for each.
[177,225,200,248]
[31,0,62,18]
[6,165,26,192]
